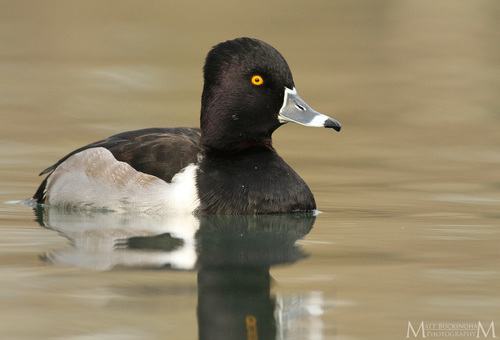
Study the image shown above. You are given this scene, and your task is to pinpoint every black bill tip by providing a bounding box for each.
[325,118,341,132]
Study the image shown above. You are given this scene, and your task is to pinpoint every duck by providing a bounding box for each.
[33,37,341,215]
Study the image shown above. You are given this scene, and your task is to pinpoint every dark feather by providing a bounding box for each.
[197,146,315,214]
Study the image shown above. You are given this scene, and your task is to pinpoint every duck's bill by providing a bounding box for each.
[278,87,341,132]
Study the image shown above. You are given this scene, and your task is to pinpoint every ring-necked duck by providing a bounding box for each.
[33,37,341,214]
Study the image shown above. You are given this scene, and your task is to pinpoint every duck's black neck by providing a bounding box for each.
[202,138,275,156]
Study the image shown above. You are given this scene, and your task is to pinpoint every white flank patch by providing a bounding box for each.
[44,148,199,214]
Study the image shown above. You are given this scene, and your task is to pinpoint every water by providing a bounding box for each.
[1,1,499,339]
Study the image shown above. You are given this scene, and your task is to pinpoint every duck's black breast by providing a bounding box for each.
[196,146,316,214]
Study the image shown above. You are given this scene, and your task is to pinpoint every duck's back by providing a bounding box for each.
[33,128,203,210]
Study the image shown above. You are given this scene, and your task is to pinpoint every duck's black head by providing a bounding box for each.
[200,37,341,152]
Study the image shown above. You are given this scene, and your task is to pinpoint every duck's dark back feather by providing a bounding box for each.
[34,128,203,203]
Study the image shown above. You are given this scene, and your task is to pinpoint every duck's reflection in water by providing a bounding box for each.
[195,215,314,340]
[34,206,317,340]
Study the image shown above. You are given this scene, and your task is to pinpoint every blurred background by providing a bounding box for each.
[1,1,499,339]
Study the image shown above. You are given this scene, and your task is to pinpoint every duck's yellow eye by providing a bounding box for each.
[251,75,264,86]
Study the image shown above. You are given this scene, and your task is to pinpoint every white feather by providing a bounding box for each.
[44,148,199,214]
